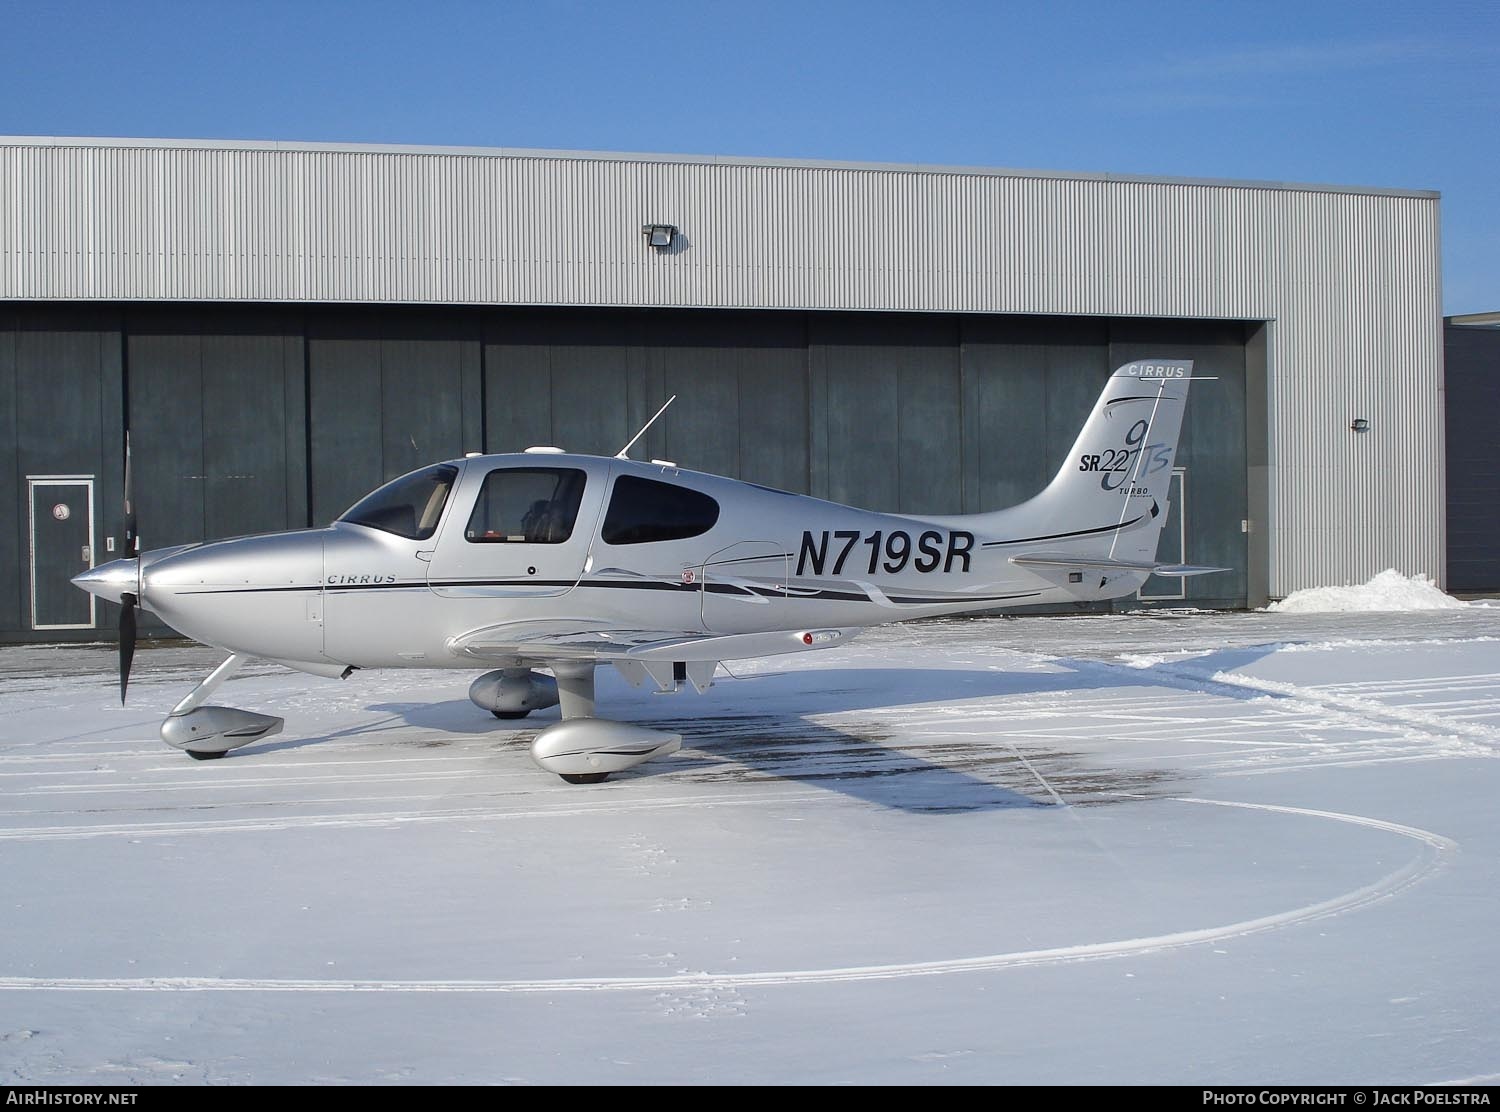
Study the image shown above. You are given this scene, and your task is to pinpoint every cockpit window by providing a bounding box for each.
[339,464,459,540]
[601,475,720,545]
[465,467,587,544]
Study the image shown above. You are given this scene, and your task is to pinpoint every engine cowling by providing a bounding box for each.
[468,669,560,717]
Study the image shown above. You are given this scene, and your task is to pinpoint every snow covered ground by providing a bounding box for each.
[2,598,1499,1084]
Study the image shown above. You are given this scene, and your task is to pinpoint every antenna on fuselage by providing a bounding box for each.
[616,395,677,459]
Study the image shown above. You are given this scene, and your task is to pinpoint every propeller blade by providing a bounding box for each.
[119,592,137,704]
[123,431,137,559]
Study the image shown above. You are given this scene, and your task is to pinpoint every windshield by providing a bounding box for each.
[338,464,459,540]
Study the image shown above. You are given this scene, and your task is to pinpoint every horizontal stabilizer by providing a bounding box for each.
[1151,564,1231,578]
[1011,553,1228,577]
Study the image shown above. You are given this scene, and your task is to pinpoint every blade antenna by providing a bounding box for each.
[616,395,677,460]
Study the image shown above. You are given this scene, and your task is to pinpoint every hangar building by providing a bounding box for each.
[0,137,1444,641]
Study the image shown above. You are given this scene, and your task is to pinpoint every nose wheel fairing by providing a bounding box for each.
[157,654,285,759]
[161,705,284,754]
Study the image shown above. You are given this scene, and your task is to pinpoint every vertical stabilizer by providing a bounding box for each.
[985,359,1195,566]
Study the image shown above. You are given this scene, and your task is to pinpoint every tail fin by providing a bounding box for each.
[983,358,1196,567]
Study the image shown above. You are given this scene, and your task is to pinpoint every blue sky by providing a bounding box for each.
[3,0,1495,312]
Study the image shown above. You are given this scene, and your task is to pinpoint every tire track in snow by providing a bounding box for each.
[1036,646,1500,760]
[1144,660,1500,752]
[0,787,835,841]
[0,797,1454,994]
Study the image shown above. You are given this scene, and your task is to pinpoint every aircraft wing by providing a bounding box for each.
[446,620,863,692]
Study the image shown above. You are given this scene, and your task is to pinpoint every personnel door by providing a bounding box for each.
[1138,468,1187,603]
[428,464,603,598]
[29,477,96,630]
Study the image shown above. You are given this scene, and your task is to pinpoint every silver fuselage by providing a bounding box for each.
[79,359,1201,672]
[87,451,1149,671]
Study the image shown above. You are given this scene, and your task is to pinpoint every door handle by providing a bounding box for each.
[81,545,92,564]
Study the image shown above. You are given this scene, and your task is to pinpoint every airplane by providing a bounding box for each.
[73,358,1219,783]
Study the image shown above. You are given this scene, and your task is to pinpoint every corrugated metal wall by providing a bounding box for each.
[0,138,1444,595]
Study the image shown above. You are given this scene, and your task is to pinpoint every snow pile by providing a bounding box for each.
[1266,569,1466,614]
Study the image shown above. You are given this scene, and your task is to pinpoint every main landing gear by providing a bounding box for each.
[469,663,681,784]
[161,657,680,782]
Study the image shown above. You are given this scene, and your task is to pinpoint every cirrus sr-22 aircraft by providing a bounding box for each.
[74,358,1219,783]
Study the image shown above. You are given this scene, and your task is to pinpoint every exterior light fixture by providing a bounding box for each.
[1350,418,1371,433]
[641,223,677,250]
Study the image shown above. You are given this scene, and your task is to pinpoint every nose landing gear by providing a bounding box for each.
[159,654,284,759]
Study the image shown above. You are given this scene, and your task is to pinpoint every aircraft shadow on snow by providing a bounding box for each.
[244,643,1285,814]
